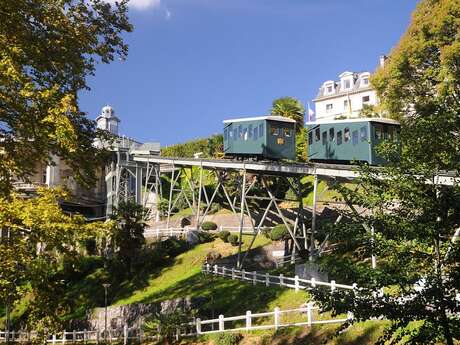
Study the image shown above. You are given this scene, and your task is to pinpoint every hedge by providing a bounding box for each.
[270,224,290,241]
[218,230,231,242]
[201,221,218,231]
[227,234,240,246]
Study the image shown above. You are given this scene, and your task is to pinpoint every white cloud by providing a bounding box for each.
[104,0,161,10]
[165,8,171,19]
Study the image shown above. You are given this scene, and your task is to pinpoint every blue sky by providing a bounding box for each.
[79,0,419,146]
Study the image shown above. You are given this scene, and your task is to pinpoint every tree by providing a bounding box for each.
[270,97,305,132]
[0,0,132,196]
[311,1,460,343]
[0,188,105,333]
[110,201,147,276]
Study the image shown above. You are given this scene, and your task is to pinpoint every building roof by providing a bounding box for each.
[223,116,296,124]
[306,117,400,126]
[314,72,373,101]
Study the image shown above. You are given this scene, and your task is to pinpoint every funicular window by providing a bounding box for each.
[322,131,327,145]
[329,128,335,141]
[271,127,279,136]
[233,128,237,140]
[224,129,228,141]
[375,125,383,140]
[259,123,264,137]
[352,130,359,146]
[308,131,313,145]
[253,125,258,140]
[360,126,368,141]
[315,128,321,141]
[238,125,243,139]
[388,126,394,141]
[284,128,291,137]
[337,131,343,145]
[248,125,253,138]
[383,125,389,140]
[344,127,350,142]
[243,128,248,140]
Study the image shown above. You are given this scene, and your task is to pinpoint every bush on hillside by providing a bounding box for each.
[215,332,243,345]
[159,238,189,257]
[218,230,231,242]
[197,231,215,243]
[270,224,290,241]
[228,234,240,247]
[201,221,218,231]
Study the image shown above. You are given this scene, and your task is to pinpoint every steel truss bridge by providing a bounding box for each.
[108,152,459,268]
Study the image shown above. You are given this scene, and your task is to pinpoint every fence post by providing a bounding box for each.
[265,273,270,287]
[352,283,358,290]
[206,263,210,274]
[83,329,87,343]
[63,331,66,344]
[294,275,299,292]
[252,271,257,285]
[311,277,316,288]
[96,329,100,344]
[274,307,280,330]
[331,280,336,292]
[196,318,201,334]
[73,330,76,343]
[218,315,224,331]
[347,311,354,321]
[231,268,235,280]
[123,324,128,345]
[52,334,56,345]
[307,302,314,326]
[246,311,252,330]
[241,269,245,281]
[279,274,284,286]
[214,264,218,274]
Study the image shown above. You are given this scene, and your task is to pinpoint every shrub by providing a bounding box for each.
[197,231,215,244]
[218,230,231,242]
[227,234,240,246]
[205,250,221,264]
[160,238,189,257]
[201,221,218,231]
[270,224,290,241]
[215,332,243,345]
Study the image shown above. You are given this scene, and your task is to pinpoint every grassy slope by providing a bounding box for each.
[110,235,386,345]
[114,235,308,317]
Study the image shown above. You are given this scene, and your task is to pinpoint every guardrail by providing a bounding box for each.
[203,264,357,292]
[143,226,274,239]
[0,305,353,342]
[195,304,353,334]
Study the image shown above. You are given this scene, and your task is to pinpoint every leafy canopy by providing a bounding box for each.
[0,0,132,196]
[0,188,107,332]
[270,96,305,132]
[312,1,460,344]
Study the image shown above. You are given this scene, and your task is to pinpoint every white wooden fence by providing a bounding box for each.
[195,304,353,334]
[203,264,357,292]
[143,225,274,239]
[0,305,352,342]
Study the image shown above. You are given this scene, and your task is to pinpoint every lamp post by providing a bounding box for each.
[102,283,110,342]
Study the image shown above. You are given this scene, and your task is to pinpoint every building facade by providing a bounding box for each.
[13,105,161,220]
[312,56,385,122]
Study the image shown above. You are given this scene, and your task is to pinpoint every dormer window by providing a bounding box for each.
[323,81,335,95]
[343,79,351,89]
[327,85,333,93]
[362,78,369,86]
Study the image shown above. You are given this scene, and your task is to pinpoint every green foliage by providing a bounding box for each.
[312,2,460,344]
[295,127,308,162]
[110,201,147,276]
[0,188,106,332]
[196,231,215,244]
[214,332,243,345]
[270,97,305,132]
[227,234,240,246]
[218,230,231,242]
[0,0,132,196]
[270,225,290,241]
[161,134,223,158]
[144,309,190,344]
[201,221,218,231]
[159,238,190,258]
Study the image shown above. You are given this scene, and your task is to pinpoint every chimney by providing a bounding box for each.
[379,55,387,68]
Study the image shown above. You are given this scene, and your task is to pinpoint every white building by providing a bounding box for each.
[312,56,386,122]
